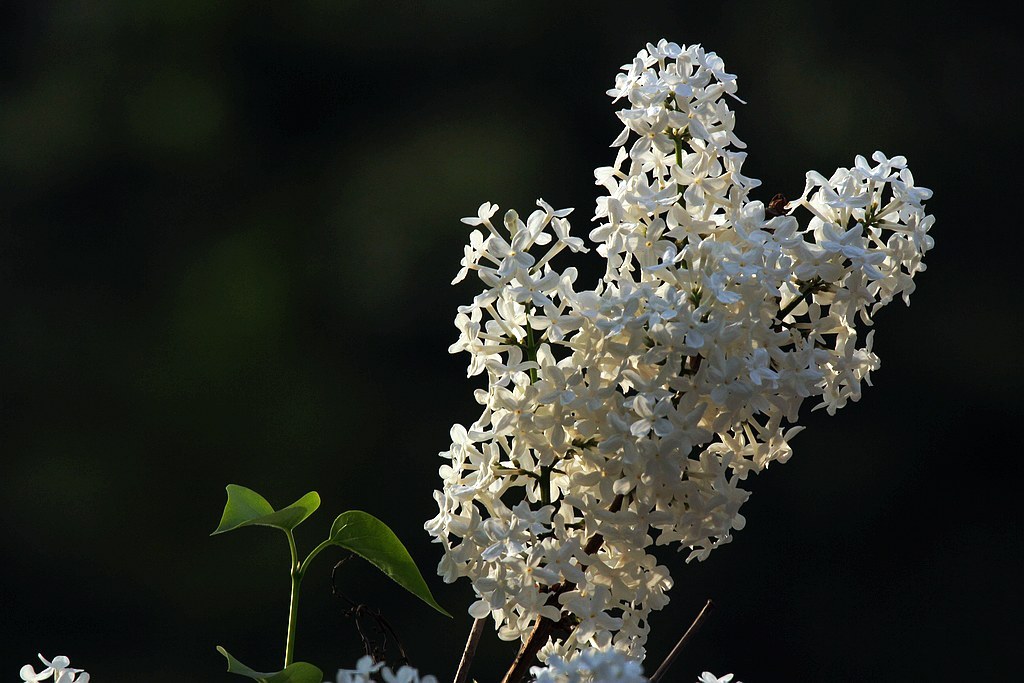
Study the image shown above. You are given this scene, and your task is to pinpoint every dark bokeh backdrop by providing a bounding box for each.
[2,3,1020,682]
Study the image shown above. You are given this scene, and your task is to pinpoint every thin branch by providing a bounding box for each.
[648,599,714,683]
[453,618,487,683]
[500,494,625,683]
[331,556,410,665]
[500,613,554,683]
[776,276,826,324]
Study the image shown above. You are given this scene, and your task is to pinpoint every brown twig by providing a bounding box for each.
[452,618,487,683]
[332,555,409,665]
[648,599,714,683]
[500,494,625,683]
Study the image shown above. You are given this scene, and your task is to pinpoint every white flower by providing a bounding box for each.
[429,38,933,664]
[19,655,89,683]
[697,673,740,683]
[461,201,500,227]
[531,646,647,683]
[333,656,437,683]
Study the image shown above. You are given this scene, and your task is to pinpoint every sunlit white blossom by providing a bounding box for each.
[428,38,933,664]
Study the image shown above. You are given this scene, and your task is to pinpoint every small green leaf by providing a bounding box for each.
[216,646,323,683]
[212,485,321,535]
[329,510,452,617]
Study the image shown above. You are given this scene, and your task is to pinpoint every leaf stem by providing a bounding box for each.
[300,538,334,573]
[284,530,302,668]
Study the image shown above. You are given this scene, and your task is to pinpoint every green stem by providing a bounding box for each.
[672,130,691,269]
[301,538,333,571]
[540,466,551,506]
[284,530,302,668]
[777,277,824,321]
[524,308,548,503]
[525,315,538,385]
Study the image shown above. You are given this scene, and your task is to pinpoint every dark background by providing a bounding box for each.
[2,3,1020,682]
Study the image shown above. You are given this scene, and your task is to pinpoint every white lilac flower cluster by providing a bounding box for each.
[20,655,90,683]
[332,656,438,683]
[531,646,647,683]
[426,39,933,662]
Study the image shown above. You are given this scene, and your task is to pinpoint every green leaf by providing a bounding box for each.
[212,485,321,535]
[329,510,452,617]
[216,646,323,683]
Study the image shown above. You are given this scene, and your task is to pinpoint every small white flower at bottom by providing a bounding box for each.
[19,654,89,683]
[698,673,741,683]
[333,656,438,683]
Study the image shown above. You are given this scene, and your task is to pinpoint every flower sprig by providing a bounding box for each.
[428,38,933,677]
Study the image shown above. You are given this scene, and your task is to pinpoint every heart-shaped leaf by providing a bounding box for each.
[212,485,321,535]
[329,510,451,617]
[216,646,323,683]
